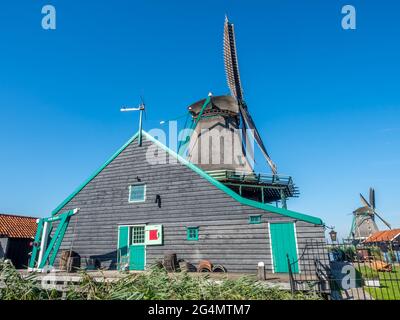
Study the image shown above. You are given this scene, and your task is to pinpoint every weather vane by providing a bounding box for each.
[120,97,146,146]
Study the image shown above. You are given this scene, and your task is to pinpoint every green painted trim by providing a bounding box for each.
[39,214,67,268]
[186,227,199,241]
[52,132,140,215]
[49,220,68,266]
[249,215,262,224]
[38,209,76,268]
[29,219,43,268]
[143,131,323,225]
[178,96,211,156]
[52,130,323,225]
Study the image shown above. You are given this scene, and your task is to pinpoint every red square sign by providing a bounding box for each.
[145,225,162,245]
[149,229,158,240]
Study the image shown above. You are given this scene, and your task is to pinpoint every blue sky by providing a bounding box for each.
[0,1,399,239]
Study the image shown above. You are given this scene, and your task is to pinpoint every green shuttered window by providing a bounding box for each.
[129,184,146,203]
[186,227,199,241]
[249,215,262,224]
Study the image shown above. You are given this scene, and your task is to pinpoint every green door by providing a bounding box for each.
[270,222,299,273]
[129,245,145,271]
[129,226,146,271]
[118,226,146,271]
[117,226,129,270]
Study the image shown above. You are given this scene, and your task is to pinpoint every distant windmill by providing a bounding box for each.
[349,188,391,242]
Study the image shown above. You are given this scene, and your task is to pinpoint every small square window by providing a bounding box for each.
[187,227,199,241]
[129,184,146,203]
[130,226,145,244]
[249,215,262,224]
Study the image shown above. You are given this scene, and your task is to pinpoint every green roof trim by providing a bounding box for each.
[52,132,140,215]
[52,130,323,225]
[143,132,323,225]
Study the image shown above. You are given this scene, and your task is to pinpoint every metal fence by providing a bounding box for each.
[288,240,400,300]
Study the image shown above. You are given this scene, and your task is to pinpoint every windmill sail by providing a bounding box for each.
[224,16,244,102]
[223,16,277,174]
[238,104,277,174]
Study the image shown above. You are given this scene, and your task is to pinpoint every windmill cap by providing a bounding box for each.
[187,95,238,114]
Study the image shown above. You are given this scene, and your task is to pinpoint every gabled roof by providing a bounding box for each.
[52,131,324,225]
[364,229,400,243]
[0,214,38,238]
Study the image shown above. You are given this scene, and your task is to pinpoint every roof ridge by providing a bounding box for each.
[0,213,38,219]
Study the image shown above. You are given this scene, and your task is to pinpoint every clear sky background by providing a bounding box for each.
[0,0,399,240]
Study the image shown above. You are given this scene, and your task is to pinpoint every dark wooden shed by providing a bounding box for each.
[42,130,325,274]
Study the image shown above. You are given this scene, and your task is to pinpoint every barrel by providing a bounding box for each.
[59,250,81,272]
[198,260,213,272]
[163,253,178,272]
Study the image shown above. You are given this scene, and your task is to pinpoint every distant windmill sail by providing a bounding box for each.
[369,187,375,209]
[223,16,277,174]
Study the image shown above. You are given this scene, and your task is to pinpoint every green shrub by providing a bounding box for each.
[0,260,61,300]
[0,262,321,300]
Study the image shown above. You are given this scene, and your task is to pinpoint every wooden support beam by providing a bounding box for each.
[280,189,287,209]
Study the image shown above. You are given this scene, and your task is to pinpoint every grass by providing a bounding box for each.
[0,261,321,300]
[357,264,400,300]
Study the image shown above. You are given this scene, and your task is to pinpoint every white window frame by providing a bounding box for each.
[293,222,301,274]
[130,225,146,245]
[128,184,146,203]
[267,223,275,274]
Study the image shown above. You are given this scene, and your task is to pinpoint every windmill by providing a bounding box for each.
[179,17,298,206]
[349,188,392,242]
[183,16,277,174]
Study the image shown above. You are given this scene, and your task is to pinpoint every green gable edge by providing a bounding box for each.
[52,131,324,226]
[51,132,140,216]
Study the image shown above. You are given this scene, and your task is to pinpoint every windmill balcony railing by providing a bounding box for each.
[206,169,294,186]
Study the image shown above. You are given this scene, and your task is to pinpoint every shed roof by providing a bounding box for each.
[51,131,324,225]
[0,214,38,239]
[364,229,400,243]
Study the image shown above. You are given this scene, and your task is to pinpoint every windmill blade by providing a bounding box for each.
[239,104,277,174]
[240,114,254,166]
[373,210,391,229]
[369,187,375,210]
[223,16,277,174]
[223,18,252,163]
[360,193,371,208]
[224,16,244,102]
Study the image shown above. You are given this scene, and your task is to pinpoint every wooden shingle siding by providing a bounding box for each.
[53,137,325,273]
